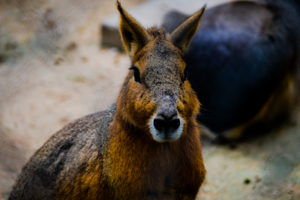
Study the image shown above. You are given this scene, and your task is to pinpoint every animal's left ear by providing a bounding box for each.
[169,5,206,54]
[117,1,150,58]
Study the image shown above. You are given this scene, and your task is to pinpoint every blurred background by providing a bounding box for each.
[0,0,299,199]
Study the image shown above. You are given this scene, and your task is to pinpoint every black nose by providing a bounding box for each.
[153,111,180,133]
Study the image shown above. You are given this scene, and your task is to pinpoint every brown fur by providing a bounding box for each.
[9,2,206,200]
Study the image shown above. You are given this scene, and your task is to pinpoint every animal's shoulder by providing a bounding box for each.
[34,104,116,163]
[9,105,116,200]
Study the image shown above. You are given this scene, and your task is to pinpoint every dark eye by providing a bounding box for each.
[129,66,141,84]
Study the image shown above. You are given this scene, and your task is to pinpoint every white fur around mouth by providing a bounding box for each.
[149,114,184,143]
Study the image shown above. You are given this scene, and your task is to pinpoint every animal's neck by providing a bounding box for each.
[104,98,203,198]
[105,112,202,197]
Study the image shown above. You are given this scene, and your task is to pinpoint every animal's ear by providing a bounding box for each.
[117,1,150,58]
[169,5,206,54]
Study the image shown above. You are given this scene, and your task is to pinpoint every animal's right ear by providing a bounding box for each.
[117,1,150,58]
[169,5,206,54]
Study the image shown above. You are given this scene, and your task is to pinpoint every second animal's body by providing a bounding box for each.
[163,0,300,140]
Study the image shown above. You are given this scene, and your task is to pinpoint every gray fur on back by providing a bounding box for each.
[9,105,116,200]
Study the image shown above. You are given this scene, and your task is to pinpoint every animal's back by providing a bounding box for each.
[9,105,116,200]
[163,1,300,136]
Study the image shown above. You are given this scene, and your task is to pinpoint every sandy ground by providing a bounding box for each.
[0,0,299,199]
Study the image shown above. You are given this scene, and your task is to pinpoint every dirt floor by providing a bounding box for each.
[0,0,299,199]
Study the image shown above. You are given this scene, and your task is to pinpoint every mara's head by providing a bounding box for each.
[116,1,205,143]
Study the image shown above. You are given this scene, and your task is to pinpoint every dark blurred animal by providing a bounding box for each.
[163,0,300,140]
[9,2,206,200]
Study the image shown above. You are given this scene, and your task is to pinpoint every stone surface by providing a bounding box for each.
[198,108,300,200]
